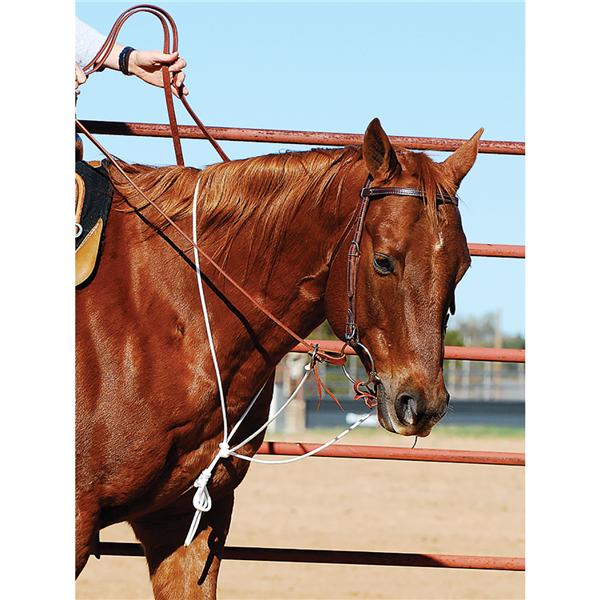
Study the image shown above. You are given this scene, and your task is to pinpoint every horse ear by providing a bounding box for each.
[442,128,484,187]
[363,118,398,180]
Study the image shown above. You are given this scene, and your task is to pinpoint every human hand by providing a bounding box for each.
[76,62,87,89]
[128,50,188,97]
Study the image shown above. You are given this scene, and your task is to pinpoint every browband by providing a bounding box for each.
[360,185,459,206]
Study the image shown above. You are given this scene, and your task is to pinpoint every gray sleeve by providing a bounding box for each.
[75,16,107,68]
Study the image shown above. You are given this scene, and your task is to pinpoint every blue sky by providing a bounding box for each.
[75,0,525,336]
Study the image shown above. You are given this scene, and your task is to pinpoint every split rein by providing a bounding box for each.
[80,4,228,164]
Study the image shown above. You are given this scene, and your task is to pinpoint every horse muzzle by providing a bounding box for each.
[376,383,449,437]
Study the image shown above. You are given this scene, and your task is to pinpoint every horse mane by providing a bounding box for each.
[109,144,455,265]
[110,146,362,263]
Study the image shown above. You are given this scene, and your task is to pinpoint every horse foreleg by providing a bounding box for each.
[130,489,234,599]
[75,493,101,578]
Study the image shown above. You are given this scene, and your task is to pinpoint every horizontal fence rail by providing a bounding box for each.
[292,340,525,363]
[79,120,525,155]
[468,243,525,259]
[256,442,525,466]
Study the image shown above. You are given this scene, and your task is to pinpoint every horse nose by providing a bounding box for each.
[394,394,419,426]
[394,390,449,429]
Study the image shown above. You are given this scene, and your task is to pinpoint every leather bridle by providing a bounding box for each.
[340,175,459,389]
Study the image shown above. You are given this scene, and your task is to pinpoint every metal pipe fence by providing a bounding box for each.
[96,441,524,570]
[79,119,525,155]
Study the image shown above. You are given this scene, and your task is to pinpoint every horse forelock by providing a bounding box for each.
[396,149,458,225]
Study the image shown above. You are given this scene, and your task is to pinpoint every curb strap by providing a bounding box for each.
[353,380,377,408]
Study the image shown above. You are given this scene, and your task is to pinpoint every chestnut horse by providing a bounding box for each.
[76,118,482,597]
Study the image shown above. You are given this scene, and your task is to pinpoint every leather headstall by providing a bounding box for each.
[360,184,459,206]
[343,176,459,379]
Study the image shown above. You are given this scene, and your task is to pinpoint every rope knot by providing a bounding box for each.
[218,442,231,458]
[193,469,212,490]
[191,469,213,511]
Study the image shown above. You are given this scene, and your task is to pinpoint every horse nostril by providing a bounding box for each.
[395,394,418,426]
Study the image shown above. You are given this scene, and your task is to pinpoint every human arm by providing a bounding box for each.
[75,16,188,97]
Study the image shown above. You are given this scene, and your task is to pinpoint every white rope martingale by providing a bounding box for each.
[184,443,232,547]
[184,179,377,547]
[231,408,377,465]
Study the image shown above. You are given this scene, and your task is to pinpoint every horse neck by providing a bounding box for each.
[197,156,366,351]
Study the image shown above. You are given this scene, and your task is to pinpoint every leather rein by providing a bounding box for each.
[80,4,229,165]
[76,5,348,366]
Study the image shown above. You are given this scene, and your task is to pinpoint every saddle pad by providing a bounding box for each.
[75,160,113,286]
[75,160,113,250]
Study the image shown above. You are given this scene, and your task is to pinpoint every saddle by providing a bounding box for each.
[75,155,113,287]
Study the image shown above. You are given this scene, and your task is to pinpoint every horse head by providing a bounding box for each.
[325,119,482,437]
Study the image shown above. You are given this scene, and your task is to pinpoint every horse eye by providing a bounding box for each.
[373,253,395,275]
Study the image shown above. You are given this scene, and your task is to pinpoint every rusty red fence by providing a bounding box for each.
[79,119,525,155]
[86,120,525,575]
[256,441,525,466]
[293,338,524,363]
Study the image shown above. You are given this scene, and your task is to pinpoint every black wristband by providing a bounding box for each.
[118,46,135,76]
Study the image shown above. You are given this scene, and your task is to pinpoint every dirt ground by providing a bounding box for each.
[75,427,525,600]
